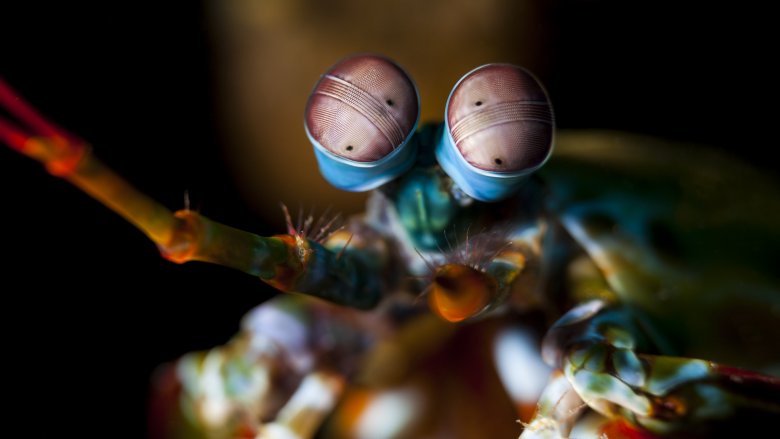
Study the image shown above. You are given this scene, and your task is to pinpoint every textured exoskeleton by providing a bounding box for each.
[1,54,778,439]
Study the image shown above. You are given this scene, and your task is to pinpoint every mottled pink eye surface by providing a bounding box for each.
[306,55,418,162]
[447,64,553,172]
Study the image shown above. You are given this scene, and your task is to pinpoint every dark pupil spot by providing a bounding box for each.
[346,145,354,151]
[386,99,394,106]
[475,101,483,106]
[494,158,503,165]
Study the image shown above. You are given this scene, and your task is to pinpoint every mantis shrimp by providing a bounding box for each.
[1,54,778,438]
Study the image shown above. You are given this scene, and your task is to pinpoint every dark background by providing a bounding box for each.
[1,1,776,436]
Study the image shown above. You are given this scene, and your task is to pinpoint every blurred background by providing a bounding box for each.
[1,1,776,436]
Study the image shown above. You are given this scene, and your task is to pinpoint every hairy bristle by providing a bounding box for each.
[443,227,512,271]
[280,203,344,244]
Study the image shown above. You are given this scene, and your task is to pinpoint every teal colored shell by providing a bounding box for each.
[540,130,780,375]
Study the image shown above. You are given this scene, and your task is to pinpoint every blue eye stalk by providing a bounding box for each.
[306,121,419,192]
[435,126,553,202]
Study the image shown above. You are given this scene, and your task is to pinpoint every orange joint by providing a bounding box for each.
[158,210,203,264]
[0,79,88,176]
[42,140,89,177]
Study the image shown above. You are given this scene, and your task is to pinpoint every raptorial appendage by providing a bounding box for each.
[527,300,780,437]
[151,294,383,438]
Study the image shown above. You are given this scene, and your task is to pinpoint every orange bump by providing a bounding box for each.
[428,263,496,322]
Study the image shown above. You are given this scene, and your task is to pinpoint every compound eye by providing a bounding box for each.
[305,54,420,191]
[436,64,554,201]
[447,64,553,172]
[306,55,418,162]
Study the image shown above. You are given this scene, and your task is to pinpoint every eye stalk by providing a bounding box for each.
[436,64,554,202]
[305,54,420,191]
